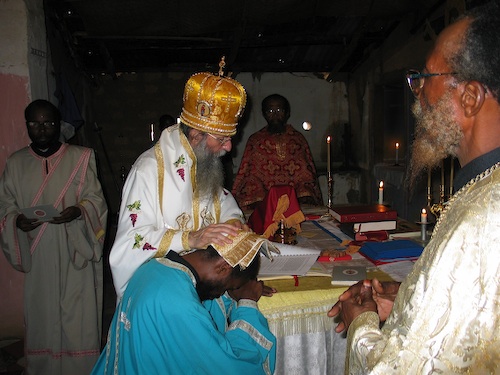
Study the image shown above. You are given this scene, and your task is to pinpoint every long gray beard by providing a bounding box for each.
[406,91,463,192]
[193,139,225,199]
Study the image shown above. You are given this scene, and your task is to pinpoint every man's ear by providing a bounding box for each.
[461,81,486,117]
[214,258,233,276]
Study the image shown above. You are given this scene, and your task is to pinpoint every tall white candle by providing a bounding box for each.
[378,181,384,205]
[421,208,427,223]
[327,136,331,174]
[395,142,399,164]
[421,208,428,241]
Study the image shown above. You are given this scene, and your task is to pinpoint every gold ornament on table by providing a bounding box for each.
[270,219,297,245]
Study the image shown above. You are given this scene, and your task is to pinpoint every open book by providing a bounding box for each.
[258,242,320,279]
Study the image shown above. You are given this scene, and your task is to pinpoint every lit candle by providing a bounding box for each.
[378,181,384,205]
[327,136,331,175]
[395,142,399,165]
[150,123,154,142]
[421,208,427,223]
[421,208,428,241]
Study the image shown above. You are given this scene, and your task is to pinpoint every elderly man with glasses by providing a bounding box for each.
[109,68,259,299]
[329,2,500,374]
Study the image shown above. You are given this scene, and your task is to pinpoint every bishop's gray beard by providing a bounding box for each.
[193,138,226,199]
[406,91,463,192]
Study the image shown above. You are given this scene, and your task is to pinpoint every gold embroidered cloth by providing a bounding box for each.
[347,167,500,374]
[232,124,323,208]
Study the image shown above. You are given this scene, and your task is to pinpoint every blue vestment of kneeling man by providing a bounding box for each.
[92,253,276,374]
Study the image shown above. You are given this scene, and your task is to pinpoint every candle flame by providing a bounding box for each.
[379,181,384,188]
[422,208,426,214]
[396,142,399,149]
[327,135,331,143]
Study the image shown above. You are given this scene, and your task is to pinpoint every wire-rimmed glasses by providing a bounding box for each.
[405,69,457,96]
[206,132,232,146]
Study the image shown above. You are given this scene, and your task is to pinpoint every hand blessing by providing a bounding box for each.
[188,223,241,249]
[230,221,252,232]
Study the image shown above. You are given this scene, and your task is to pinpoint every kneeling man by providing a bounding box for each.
[92,231,277,374]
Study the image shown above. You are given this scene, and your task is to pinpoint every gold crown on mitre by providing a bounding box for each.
[179,57,247,136]
[211,230,280,269]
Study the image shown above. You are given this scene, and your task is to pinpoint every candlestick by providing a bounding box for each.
[395,142,399,165]
[326,136,331,175]
[440,160,445,186]
[421,222,427,242]
[449,158,454,198]
[440,160,445,203]
[150,123,154,142]
[327,172,333,208]
[427,169,432,207]
[378,181,384,205]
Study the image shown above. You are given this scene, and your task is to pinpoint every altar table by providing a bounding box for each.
[256,217,393,375]
[258,276,348,375]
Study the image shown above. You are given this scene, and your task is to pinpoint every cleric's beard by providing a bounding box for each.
[407,91,463,191]
[193,138,225,198]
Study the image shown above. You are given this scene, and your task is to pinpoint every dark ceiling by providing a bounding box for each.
[46,0,450,77]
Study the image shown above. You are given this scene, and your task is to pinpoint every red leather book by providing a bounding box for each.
[329,204,397,223]
[354,230,389,242]
[317,254,352,262]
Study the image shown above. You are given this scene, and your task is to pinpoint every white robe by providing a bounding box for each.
[0,144,108,375]
[346,163,500,374]
[110,124,245,298]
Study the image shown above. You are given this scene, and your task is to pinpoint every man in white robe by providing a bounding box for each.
[110,68,251,299]
[328,2,500,373]
[0,99,108,375]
